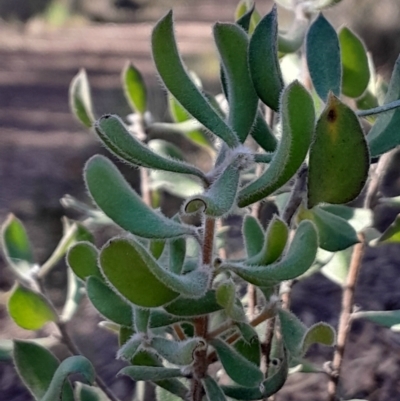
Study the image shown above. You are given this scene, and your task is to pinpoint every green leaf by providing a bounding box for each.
[339,27,370,98]
[61,267,84,322]
[247,215,288,265]
[221,352,288,399]
[119,366,183,381]
[242,215,265,258]
[86,276,133,326]
[117,333,142,361]
[306,14,341,101]
[250,112,277,152]
[353,310,400,329]
[40,356,95,401]
[238,81,315,207]
[278,17,308,54]
[377,214,400,243]
[1,214,35,279]
[321,247,353,285]
[235,1,254,33]
[75,383,110,401]
[308,94,370,207]
[185,153,251,217]
[216,280,246,322]
[202,376,227,401]
[249,5,284,111]
[151,336,204,366]
[169,238,186,274]
[134,308,150,333]
[155,384,189,401]
[122,61,147,114]
[84,155,196,239]
[94,115,206,181]
[302,322,336,354]
[220,220,318,286]
[149,310,183,328]
[297,206,359,252]
[152,11,239,148]
[13,341,74,401]
[319,205,373,232]
[67,242,102,281]
[164,290,222,317]
[8,284,57,330]
[100,238,179,308]
[210,339,263,387]
[368,56,400,157]
[234,323,261,366]
[214,22,258,142]
[69,69,95,128]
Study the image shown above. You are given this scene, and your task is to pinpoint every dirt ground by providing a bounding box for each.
[2,1,400,400]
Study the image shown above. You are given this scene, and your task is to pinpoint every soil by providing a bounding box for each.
[1,1,400,400]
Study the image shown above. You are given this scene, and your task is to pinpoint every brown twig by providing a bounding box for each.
[327,234,366,401]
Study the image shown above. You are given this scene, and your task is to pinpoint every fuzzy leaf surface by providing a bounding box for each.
[249,5,284,111]
[152,11,239,148]
[119,366,183,381]
[308,95,369,207]
[122,62,147,114]
[238,81,315,207]
[85,155,195,239]
[75,383,110,401]
[306,14,341,101]
[67,242,101,281]
[250,112,277,152]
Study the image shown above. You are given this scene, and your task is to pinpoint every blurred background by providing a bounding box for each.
[1,0,400,400]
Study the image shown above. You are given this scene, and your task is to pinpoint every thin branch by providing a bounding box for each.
[327,234,366,401]
[357,99,400,117]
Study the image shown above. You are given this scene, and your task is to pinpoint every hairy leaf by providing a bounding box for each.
[67,242,101,281]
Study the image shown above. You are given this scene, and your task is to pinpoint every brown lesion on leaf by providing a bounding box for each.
[327,107,337,123]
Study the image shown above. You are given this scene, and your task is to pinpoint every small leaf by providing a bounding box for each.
[308,95,369,207]
[235,1,254,33]
[368,55,400,157]
[339,27,370,98]
[164,290,222,317]
[247,215,288,265]
[119,366,183,381]
[75,383,110,401]
[216,280,246,322]
[84,155,196,239]
[86,276,133,326]
[117,334,142,361]
[220,220,318,286]
[67,242,101,281]
[249,5,284,111]
[211,339,263,387]
[321,247,353,285]
[242,215,265,258]
[95,115,206,181]
[214,22,258,142]
[377,214,400,244]
[152,11,239,148]
[122,61,147,114]
[8,284,57,330]
[306,14,341,101]
[151,337,204,366]
[297,206,359,252]
[41,356,95,401]
[1,214,35,279]
[69,69,95,128]
[150,239,166,260]
[13,341,74,401]
[100,238,179,308]
[169,238,186,274]
[61,267,84,322]
[302,322,336,354]
[353,310,400,329]
[202,376,227,401]
[238,81,315,207]
[234,323,261,366]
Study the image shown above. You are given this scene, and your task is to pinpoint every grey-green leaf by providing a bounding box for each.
[242,215,265,258]
[249,5,284,111]
[119,366,183,381]
[202,376,227,401]
[306,14,341,101]
[250,111,277,152]
[84,155,196,239]
[152,11,239,148]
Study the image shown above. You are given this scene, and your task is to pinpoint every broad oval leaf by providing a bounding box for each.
[210,339,263,387]
[1,214,35,278]
[13,341,74,401]
[238,81,315,207]
[214,22,258,142]
[220,220,318,286]
[100,238,179,308]
[122,61,147,114]
[84,155,196,239]
[339,27,370,98]
[86,276,133,327]
[297,206,359,252]
[41,356,95,401]
[95,114,206,181]
[249,5,284,111]
[308,94,370,207]
[69,69,95,128]
[67,242,102,281]
[368,55,400,157]
[152,11,239,148]
[306,14,341,101]
[8,284,57,330]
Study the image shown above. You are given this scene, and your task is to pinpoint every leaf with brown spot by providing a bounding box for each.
[308,94,370,208]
